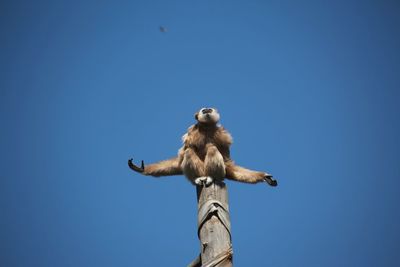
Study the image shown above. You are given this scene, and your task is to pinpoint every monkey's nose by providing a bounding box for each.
[202,108,212,114]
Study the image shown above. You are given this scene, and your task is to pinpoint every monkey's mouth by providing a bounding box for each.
[202,114,217,124]
[205,114,214,122]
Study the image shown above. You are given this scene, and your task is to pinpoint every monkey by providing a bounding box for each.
[128,107,277,187]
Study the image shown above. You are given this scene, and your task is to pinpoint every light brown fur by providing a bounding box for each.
[129,108,276,186]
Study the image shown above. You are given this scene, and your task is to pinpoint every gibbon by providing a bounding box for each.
[128,108,277,187]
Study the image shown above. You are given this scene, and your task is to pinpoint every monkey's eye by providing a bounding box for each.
[202,108,213,114]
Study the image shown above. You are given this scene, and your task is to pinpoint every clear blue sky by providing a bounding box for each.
[1,1,399,266]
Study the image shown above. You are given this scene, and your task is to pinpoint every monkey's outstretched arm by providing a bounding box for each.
[128,157,183,177]
[225,161,277,186]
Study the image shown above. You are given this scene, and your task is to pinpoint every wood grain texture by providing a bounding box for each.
[196,182,233,267]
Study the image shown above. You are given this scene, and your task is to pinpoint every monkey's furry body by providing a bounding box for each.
[128,108,277,187]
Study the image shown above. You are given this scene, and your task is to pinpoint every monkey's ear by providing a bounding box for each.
[194,112,199,121]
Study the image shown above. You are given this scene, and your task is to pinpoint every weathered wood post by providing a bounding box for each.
[189,181,233,267]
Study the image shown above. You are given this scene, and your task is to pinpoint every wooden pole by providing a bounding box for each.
[191,181,233,267]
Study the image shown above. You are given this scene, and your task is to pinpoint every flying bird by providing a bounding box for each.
[159,26,167,33]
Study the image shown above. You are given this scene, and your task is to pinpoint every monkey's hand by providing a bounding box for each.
[264,174,277,187]
[128,158,145,173]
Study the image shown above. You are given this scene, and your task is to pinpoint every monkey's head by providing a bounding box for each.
[195,107,220,125]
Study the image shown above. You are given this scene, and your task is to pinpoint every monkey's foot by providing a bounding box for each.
[264,174,277,187]
[194,176,213,186]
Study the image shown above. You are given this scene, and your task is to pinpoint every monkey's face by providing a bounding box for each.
[195,108,220,125]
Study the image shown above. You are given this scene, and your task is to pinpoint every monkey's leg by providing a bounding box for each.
[225,161,277,186]
[181,148,205,184]
[204,144,226,180]
[129,157,183,177]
